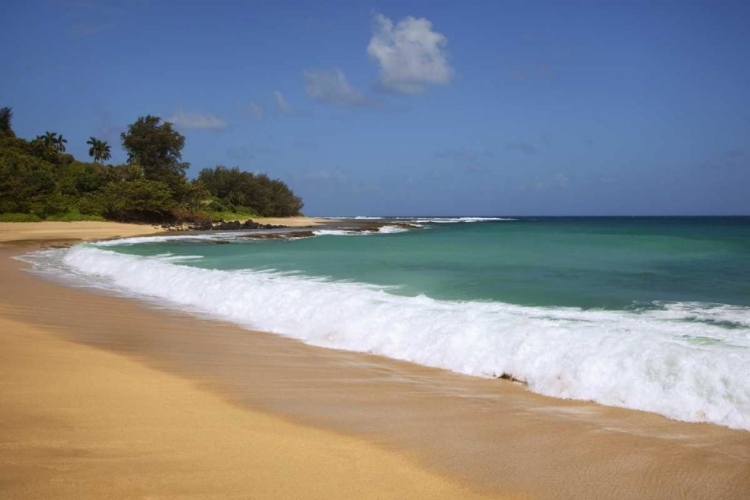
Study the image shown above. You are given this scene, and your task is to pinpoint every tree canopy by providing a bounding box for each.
[121,115,188,193]
[198,166,303,217]
[0,110,304,222]
[87,137,112,163]
[0,108,15,138]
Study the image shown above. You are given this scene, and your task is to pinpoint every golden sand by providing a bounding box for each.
[0,221,163,244]
[251,216,329,227]
[0,227,748,499]
[0,314,493,499]
[0,217,327,246]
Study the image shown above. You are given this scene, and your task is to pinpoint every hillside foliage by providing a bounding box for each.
[0,109,303,223]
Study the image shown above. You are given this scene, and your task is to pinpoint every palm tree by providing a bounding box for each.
[87,137,111,163]
[54,134,67,153]
[99,141,112,163]
[87,137,97,160]
[0,107,15,137]
[41,131,58,150]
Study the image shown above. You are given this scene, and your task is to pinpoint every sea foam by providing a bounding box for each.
[25,244,750,431]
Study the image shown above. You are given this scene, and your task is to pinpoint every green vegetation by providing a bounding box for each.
[87,137,111,163]
[0,213,42,222]
[0,108,303,223]
[198,166,303,217]
[0,108,14,138]
[207,209,260,221]
[45,210,106,222]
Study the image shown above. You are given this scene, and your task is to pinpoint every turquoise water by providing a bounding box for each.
[113,217,750,310]
[34,216,750,430]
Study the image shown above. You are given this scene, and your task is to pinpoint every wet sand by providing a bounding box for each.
[1,245,749,499]
[0,220,488,500]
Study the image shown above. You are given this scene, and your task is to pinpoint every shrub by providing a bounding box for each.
[96,179,176,222]
[0,213,42,222]
[0,149,56,213]
[46,209,106,222]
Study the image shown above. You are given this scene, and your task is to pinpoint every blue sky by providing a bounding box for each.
[2,0,749,216]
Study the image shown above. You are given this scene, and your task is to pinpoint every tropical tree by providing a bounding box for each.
[121,115,186,177]
[86,137,98,161]
[0,107,15,138]
[87,137,112,163]
[121,115,188,193]
[197,165,303,216]
[96,179,177,222]
[55,134,67,153]
[39,131,58,150]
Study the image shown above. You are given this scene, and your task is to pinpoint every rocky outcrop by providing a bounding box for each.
[162,219,288,232]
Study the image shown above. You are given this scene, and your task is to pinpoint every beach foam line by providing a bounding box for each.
[313,225,411,236]
[22,245,750,431]
[352,216,517,223]
[412,217,517,223]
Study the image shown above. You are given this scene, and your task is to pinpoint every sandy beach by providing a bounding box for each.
[1,224,749,499]
[0,221,164,244]
[0,224,489,500]
[0,217,328,246]
[250,216,330,227]
[0,314,491,500]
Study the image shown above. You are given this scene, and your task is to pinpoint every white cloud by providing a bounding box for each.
[274,91,291,114]
[168,109,228,130]
[237,102,263,120]
[303,68,365,107]
[367,13,453,94]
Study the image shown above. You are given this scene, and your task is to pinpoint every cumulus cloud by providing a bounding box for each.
[367,13,453,94]
[238,102,263,120]
[274,91,291,114]
[303,68,365,107]
[168,109,228,130]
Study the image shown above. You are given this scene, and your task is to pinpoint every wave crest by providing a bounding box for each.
[21,245,750,431]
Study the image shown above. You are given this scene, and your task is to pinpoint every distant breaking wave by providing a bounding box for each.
[91,225,412,246]
[313,225,410,236]
[353,216,517,223]
[412,217,517,223]
[21,243,750,431]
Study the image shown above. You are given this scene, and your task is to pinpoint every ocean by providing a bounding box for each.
[23,216,750,430]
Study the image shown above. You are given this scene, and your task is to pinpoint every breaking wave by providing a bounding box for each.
[20,244,750,431]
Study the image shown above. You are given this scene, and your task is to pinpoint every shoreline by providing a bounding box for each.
[0,316,488,500]
[2,231,750,498]
[0,217,332,246]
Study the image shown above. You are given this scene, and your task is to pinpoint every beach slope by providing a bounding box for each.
[0,221,164,244]
[0,314,490,500]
